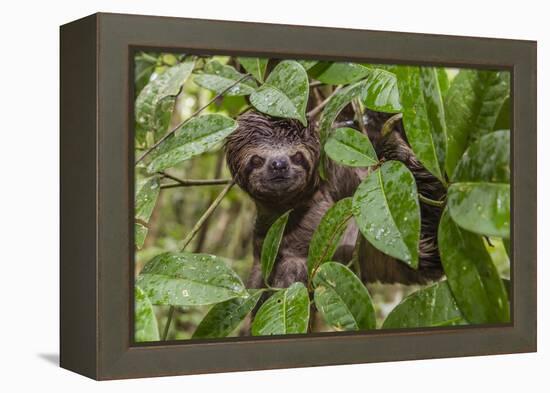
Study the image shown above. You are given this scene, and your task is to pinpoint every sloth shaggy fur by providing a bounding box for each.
[224,110,445,288]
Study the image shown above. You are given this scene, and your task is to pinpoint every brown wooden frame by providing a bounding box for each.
[60,12,537,380]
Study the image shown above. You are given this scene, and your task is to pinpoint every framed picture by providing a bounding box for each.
[60,12,537,380]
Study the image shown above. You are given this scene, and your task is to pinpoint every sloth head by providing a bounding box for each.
[225,111,320,207]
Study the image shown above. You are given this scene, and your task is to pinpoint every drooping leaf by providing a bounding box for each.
[251,283,309,336]
[308,62,371,85]
[307,198,353,276]
[261,211,291,282]
[382,281,466,329]
[324,127,378,167]
[135,59,195,139]
[135,175,160,222]
[393,66,447,183]
[360,68,402,113]
[192,290,263,339]
[238,57,268,83]
[352,160,421,268]
[193,60,257,96]
[438,209,510,324]
[135,223,148,249]
[147,114,237,173]
[134,285,160,342]
[448,130,510,238]
[493,97,511,131]
[313,262,376,331]
[445,70,510,176]
[250,60,309,126]
[136,252,248,306]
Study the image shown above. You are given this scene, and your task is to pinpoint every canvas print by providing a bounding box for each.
[133,53,511,342]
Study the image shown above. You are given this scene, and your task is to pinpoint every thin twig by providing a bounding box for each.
[161,306,175,341]
[136,74,252,165]
[159,172,232,188]
[380,113,403,136]
[180,181,235,251]
[306,86,343,118]
[418,194,445,207]
[309,81,325,88]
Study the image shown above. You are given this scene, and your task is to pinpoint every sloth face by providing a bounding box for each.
[225,111,320,206]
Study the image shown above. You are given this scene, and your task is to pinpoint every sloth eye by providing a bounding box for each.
[250,155,265,168]
[290,151,305,164]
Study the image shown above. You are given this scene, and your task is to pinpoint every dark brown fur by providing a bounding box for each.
[225,110,444,289]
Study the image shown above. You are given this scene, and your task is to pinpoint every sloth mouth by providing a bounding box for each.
[269,175,291,182]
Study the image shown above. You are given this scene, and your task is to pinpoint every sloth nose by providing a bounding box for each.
[269,157,289,172]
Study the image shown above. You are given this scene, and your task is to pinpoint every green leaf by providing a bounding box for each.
[147,114,237,173]
[136,252,248,306]
[250,60,309,126]
[193,60,257,96]
[296,60,318,71]
[360,68,402,113]
[393,66,447,183]
[493,97,511,131]
[437,67,450,99]
[318,80,367,145]
[503,238,511,258]
[135,223,148,249]
[352,160,421,268]
[261,211,291,282]
[135,59,195,138]
[135,285,160,342]
[324,127,378,167]
[307,198,353,277]
[382,281,466,329]
[313,262,375,330]
[238,57,268,83]
[448,130,510,238]
[445,70,510,176]
[308,62,371,85]
[192,290,263,339]
[135,175,160,222]
[251,283,309,336]
[438,209,510,323]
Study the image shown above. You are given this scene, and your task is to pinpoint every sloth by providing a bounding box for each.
[225,109,445,289]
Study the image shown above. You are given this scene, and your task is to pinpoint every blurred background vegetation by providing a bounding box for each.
[134,51,510,340]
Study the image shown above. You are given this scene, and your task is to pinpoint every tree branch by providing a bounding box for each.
[418,193,445,207]
[136,74,252,165]
[159,172,232,188]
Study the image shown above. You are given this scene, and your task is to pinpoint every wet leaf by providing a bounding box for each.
[437,67,450,99]
[135,285,160,342]
[445,70,510,176]
[393,66,447,183]
[296,60,318,71]
[135,175,160,222]
[238,57,268,83]
[192,290,263,339]
[307,198,353,277]
[136,252,248,306]
[261,211,290,281]
[193,60,257,96]
[382,281,466,329]
[448,130,510,238]
[135,59,195,139]
[352,161,420,268]
[251,283,309,336]
[250,60,309,126]
[438,209,510,323]
[360,68,402,113]
[313,262,376,330]
[324,127,378,167]
[135,223,148,249]
[147,114,237,173]
[308,62,371,85]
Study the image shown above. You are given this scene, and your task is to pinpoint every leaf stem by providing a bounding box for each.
[162,306,175,341]
[136,74,252,165]
[418,193,446,207]
[380,113,403,137]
